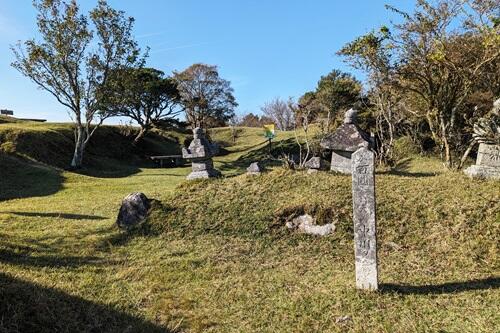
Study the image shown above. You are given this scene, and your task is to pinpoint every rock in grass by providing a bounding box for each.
[116,192,151,230]
[247,162,262,175]
[304,156,322,170]
[286,214,335,236]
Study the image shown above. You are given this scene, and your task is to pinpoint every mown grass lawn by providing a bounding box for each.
[0,125,499,333]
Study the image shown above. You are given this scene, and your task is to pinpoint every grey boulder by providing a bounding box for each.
[116,192,151,230]
[247,162,262,175]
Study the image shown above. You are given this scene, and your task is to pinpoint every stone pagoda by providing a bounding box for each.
[182,127,221,180]
[320,108,372,174]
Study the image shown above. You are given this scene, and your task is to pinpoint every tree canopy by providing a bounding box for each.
[12,0,145,168]
[101,67,181,142]
[173,64,237,129]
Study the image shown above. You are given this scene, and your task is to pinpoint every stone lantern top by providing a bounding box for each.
[344,108,357,124]
[182,127,218,159]
[320,108,371,152]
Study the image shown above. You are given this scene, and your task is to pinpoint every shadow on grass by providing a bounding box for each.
[75,160,145,178]
[0,272,174,333]
[217,138,298,173]
[6,212,107,220]
[377,157,438,178]
[381,277,500,295]
[0,248,105,269]
[377,170,438,178]
[0,153,64,201]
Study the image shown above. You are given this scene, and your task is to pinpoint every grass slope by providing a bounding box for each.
[0,121,188,179]
[0,124,499,332]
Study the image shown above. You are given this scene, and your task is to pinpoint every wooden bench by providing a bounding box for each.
[149,155,184,168]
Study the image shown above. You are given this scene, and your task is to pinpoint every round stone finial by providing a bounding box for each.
[193,127,203,139]
[344,108,358,124]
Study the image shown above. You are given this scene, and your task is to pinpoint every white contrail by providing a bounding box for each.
[150,42,210,54]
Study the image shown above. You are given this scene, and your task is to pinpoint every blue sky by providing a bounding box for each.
[0,0,415,122]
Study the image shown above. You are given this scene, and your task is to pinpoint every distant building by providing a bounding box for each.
[0,109,46,122]
[1,109,14,116]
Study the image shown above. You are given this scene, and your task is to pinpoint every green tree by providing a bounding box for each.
[314,70,362,132]
[385,0,499,168]
[12,0,144,168]
[101,68,181,143]
[173,64,237,129]
[338,28,402,165]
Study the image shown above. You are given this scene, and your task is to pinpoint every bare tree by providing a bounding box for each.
[261,97,295,130]
[12,0,144,168]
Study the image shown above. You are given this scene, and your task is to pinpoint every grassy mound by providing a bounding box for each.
[0,121,188,176]
[137,158,500,331]
[0,152,64,201]
[151,158,499,257]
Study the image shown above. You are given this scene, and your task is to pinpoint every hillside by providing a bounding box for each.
[0,123,499,332]
[0,120,190,176]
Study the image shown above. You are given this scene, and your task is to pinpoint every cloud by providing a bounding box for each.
[136,31,169,39]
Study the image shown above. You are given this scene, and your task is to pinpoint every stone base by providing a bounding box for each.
[464,165,500,180]
[186,169,221,180]
[355,258,378,290]
[187,158,221,180]
[307,168,319,174]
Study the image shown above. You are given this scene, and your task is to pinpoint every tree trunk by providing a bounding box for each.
[439,114,452,168]
[134,127,147,144]
[458,140,476,170]
[71,125,86,169]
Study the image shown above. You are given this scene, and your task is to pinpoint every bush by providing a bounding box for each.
[393,136,420,161]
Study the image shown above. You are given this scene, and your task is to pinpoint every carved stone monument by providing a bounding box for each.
[182,128,221,180]
[464,144,500,180]
[320,109,371,174]
[351,147,378,290]
[465,99,500,180]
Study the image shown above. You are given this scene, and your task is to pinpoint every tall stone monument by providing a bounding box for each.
[182,128,221,180]
[320,109,371,174]
[351,147,378,290]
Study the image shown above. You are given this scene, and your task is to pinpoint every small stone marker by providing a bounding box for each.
[304,156,323,174]
[351,147,378,290]
[247,162,262,175]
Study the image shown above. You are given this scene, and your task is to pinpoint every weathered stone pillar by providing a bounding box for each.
[351,147,378,290]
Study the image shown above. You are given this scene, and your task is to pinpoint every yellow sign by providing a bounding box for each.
[263,124,275,139]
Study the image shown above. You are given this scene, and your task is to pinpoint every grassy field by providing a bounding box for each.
[0,121,499,332]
